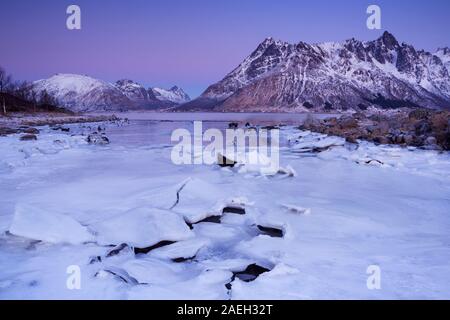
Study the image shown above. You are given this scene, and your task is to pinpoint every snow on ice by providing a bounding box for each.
[1,120,450,299]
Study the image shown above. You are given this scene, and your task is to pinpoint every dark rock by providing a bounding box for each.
[20,134,37,141]
[345,135,358,144]
[52,126,70,132]
[87,133,110,145]
[303,102,314,109]
[0,127,19,136]
[106,243,131,257]
[172,256,196,263]
[89,256,102,264]
[22,127,40,135]
[222,206,246,215]
[186,215,222,229]
[261,125,279,130]
[233,264,271,282]
[134,241,176,255]
[217,153,237,168]
[257,225,283,238]
[365,159,384,165]
[197,215,222,224]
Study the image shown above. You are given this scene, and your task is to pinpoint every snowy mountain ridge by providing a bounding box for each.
[182,32,450,112]
[33,74,190,112]
[151,86,191,104]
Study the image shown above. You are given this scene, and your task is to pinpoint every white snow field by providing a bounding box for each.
[0,119,449,300]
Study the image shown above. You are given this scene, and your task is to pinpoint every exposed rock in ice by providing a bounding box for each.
[93,207,193,247]
[231,264,271,283]
[87,133,110,145]
[134,240,176,255]
[105,243,133,258]
[9,204,94,245]
[257,225,284,238]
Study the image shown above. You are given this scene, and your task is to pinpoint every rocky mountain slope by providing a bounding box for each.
[151,86,191,104]
[33,74,189,112]
[181,32,450,112]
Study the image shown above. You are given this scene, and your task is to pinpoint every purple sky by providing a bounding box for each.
[0,0,449,98]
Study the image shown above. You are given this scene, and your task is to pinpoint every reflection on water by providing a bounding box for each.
[105,112,336,147]
[105,112,338,123]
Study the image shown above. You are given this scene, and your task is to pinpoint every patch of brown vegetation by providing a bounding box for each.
[300,109,450,151]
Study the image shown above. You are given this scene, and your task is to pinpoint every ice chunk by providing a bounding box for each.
[127,269,232,300]
[9,204,94,245]
[149,238,209,261]
[281,204,312,215]
[120,257,190,285]
[172,178,225,224]
[292,134,345,152]
[93,207,193,247]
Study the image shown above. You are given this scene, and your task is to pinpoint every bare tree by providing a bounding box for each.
[13,81,32,101]
[39,90,57,107]
[29,89,38,113]
[0,67,13,115]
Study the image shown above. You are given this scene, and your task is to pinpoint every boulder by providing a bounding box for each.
[0,127,20,136]
[22,127,40,135]
[20,134,37,141]
[425,136,437,146]
[373,136,389,145]
[87,133,110,145]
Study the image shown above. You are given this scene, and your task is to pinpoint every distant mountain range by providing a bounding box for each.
[180,31,450,112]
[31,32,450,113]
[32,74,191,112]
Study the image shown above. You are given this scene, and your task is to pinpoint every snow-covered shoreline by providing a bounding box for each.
[0,120,449,300]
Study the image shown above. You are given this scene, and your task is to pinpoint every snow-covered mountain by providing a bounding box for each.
[33,74,134,112]
[435,47,450,74]
[33,74,189,112]
[151,86,191,104]
[115,79,156,105]
[182,32,450,112]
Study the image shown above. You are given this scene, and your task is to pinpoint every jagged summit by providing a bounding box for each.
[150,86,191,104]
[181,32,450,112]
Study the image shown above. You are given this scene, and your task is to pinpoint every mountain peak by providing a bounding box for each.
[437,47,450,55]
[151,86,191,104]
[191,32,450,112]
[379,31,399,48]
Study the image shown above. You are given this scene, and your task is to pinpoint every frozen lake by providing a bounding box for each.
[96,111,340,123]
[0,119,449,299]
